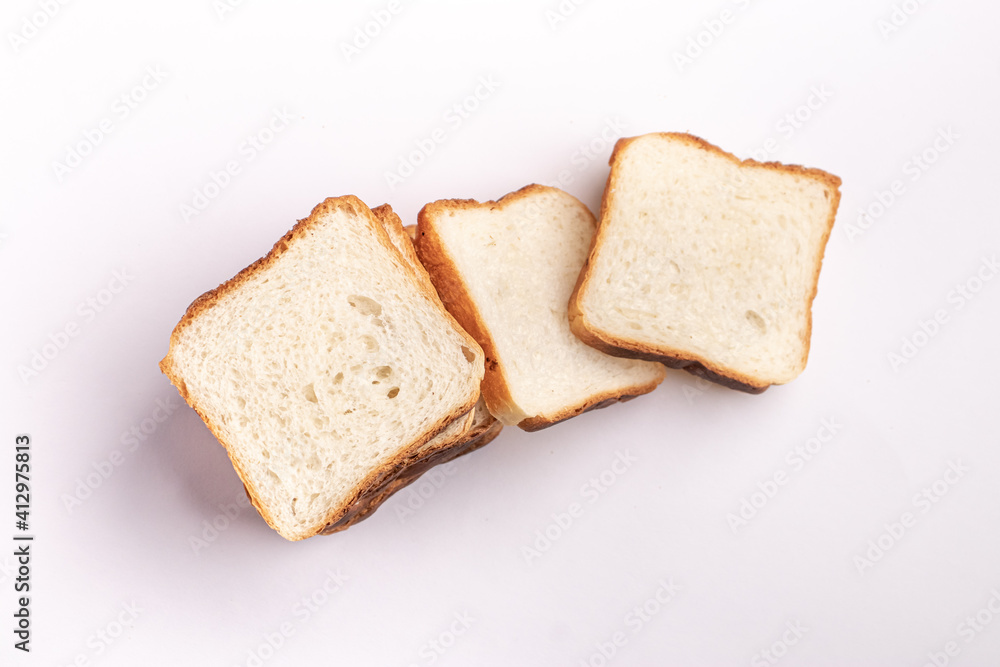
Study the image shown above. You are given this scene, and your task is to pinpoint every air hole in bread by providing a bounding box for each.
[387,387,400,399]
[461,346,475,363]
[303,383,318,403]
[347,295,382,317]
[332,372,344,385]
[361,335,379,353]
[374,365,393,379]
[746,310,767,334]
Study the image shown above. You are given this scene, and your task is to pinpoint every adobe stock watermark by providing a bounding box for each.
[578,578,681,667]
[727,418,843,534]
[57,601,143,667]
[233,569,349,667]
[920,587,1000,667]
[542,117,628,191]
[62,394,181,514]
[51,65,169,183]
[213,0,249,21]
[887,254,998,372]
[746,85,834,163]
[179,107,297,223]
[877,0,932,39]
[405,612,475,667]
[672,0,755,73]
[384,75,501,191]
[8,0,72,53]
[0,555,16,587]
[751,621,809,667]
[395,460,460,523]
[188,493,253,555]
[843,126,958,242]
[521,450,637,565]
[545,0,589,31]
[680,375,717,404]
[17,268,135,384]
[853,460,968,576]
[339,0,409,62]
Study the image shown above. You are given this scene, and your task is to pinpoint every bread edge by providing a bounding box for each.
[568,132,843,394]
[416,183,664,429]
[159,195,484,540]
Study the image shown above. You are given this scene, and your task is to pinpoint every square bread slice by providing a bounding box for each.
[159,196,485,541]
[415,184,666,431]
[569,132,842,393]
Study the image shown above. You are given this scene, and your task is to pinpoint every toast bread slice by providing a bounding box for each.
[415,184,666,431]
[569,133,842,393]
[160,196,485,540]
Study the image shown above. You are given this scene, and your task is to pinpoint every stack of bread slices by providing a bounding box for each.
[160,132,841,540]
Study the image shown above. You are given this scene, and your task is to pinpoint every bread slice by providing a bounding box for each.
[569,132,842,393]
[415,185,666,431]
[159,196,485,541]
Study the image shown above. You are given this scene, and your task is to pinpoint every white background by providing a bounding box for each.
[2,0,999,665]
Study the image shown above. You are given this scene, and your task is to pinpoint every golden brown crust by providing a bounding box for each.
[416,184,664,429]
[372,205,423,272]
[568,132,842,394]
[159,196,484,540]
[415,195,524,425]
[517,390,652,431]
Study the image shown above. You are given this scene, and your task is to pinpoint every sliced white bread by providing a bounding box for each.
[569,132,842,393]
[159,196,485,541]
[415,185,666,431]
